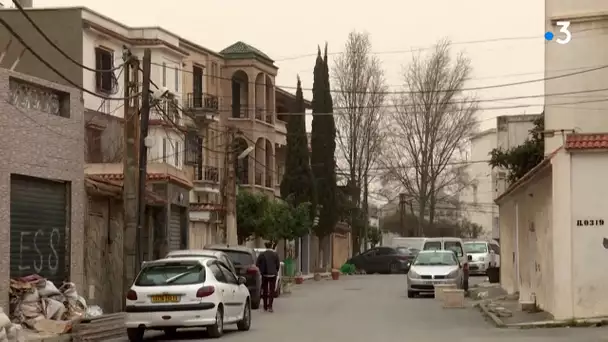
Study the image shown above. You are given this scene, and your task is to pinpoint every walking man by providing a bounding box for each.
[256,242,280,312]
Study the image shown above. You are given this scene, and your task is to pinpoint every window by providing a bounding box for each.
[86,127,102,163]
[134,262,205,286]
[94,47,114,93]
[174,141,180,167]
[376,247,394,256]
[489,244,500,255]
[464,242,488,254]
[445,241,464,257]
[219,264,238,285]
[395,247,412,256]
[422,241,442,251]
[174,65,179,92]
[413,252,457,266]
[213,250,254,266]
[211,62,217,84]
[208,263,225,282]
[162,138,168,163]
[162,62,167,87]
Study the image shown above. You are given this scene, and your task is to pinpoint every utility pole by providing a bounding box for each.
[363,172,369,250]
[224,127,238,246]
[136,48,152,268]
[123,52,139,305]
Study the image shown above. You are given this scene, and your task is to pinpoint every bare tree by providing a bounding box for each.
[380,39,478,236]
[332,31,387,254]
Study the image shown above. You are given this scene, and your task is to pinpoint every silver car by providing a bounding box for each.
[407,250,465,298]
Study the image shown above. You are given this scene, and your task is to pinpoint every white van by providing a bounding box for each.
[421,237,470,291]
[463,240,500,275]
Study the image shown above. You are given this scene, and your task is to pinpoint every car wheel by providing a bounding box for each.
[237,300,251,331]
[251,295,261,310]
[407,291,416,298]
[207,306,224,338]
[127,328,144,342]
[389,262,400,274]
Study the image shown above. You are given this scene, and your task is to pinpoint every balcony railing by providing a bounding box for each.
[152,98,180,124]
[185,93,219,112]
[194,165,220,183]
[255,107,264,121]
[231,105,250,119]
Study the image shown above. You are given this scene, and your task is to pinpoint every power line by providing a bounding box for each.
[0,16,136,100]
[11,0,125,73]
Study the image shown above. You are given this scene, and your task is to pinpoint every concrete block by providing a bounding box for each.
[434,284,457,301]
[442,289,465,308]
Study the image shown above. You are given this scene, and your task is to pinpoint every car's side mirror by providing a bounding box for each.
[238,276,247,285]
[467,255,473,262]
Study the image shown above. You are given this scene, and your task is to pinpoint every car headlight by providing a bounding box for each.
[408,270,420,279]
[447,270,460,279]
[479,257,485,262]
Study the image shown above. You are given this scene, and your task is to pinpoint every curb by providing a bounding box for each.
[475,303,506,328]
[26,335,71,342]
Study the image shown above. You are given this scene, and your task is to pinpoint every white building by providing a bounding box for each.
[497,0,608,320]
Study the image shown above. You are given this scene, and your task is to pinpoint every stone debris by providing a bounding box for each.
[486,302,514,317]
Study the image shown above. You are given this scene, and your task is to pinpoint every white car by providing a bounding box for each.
[254,248,283,297]
[125,256,252,341]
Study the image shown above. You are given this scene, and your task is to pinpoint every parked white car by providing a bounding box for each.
[254,248,283,297]
[463,240,500,275]
[125,256,252,341]
[407,250,465,298]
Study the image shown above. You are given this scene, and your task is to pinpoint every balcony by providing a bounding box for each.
[265,175,272,188]
[152,97,180,124]
[193,165,220,194]
[185,93,219,123]
[231,105,250,119]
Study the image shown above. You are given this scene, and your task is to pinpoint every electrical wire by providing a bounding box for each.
[10,0,125,73]
[0,17,136,101]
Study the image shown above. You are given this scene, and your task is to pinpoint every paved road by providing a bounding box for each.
[116,275,608,341]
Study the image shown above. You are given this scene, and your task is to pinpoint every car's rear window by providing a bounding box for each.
[221,250,255,266]
[135,262,205,286]
[396,247,412,255]
[445,241,464,257]
[423,241,442,250]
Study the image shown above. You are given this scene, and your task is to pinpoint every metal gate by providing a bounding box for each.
[168,206,181,251]
[10,175,68,285]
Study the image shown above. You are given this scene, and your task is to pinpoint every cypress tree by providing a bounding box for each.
[280,76,316,211]
[311,44,339,240]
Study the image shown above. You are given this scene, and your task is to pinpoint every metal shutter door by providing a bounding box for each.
[168,207,181,251]
[10,176,68,286]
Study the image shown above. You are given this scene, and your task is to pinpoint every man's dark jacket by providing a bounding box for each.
[256,250,280,276]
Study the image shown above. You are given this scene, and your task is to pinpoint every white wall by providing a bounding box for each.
[570,152,608,318]
[545,2,608,154]
[461,129,497,237]
[148,126,185,169]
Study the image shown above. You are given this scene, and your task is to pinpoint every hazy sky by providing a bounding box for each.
[34,0,545,131]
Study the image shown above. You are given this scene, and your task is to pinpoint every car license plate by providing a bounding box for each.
[150,295,180,303]
[422,281,434,285]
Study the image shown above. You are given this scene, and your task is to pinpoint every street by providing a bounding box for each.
[112,275,608,342]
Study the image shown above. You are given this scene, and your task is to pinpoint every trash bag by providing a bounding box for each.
[59,283,78,300]
[20,289,40,304]
[85,305,103,318]
[0,327,7,342]
[6,324,23,342]
[36,280,61,298]
[18,301,42,320]
[42,298,66,320]
[0,309,10,329]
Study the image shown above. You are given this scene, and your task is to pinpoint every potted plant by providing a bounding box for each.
[331,268,340,280]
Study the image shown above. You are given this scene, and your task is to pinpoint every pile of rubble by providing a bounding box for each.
[7,275,103,340]
[0,309,23,342]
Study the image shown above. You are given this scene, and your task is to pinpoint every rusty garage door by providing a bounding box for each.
[10,175,68,286]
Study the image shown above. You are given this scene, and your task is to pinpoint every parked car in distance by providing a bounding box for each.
[407,250,465,298]
[254,248,283,297]
[346,246,413,274]
[421,237,470,291]
[166,249,237,275]
[463,240,500,275]
[124,256,252,341]
[204,245,262,309]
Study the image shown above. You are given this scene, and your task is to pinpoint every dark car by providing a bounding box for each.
[346,246,415,274]
[204,244,261,309]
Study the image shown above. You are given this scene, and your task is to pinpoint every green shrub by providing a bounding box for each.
[340,263,356,275]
